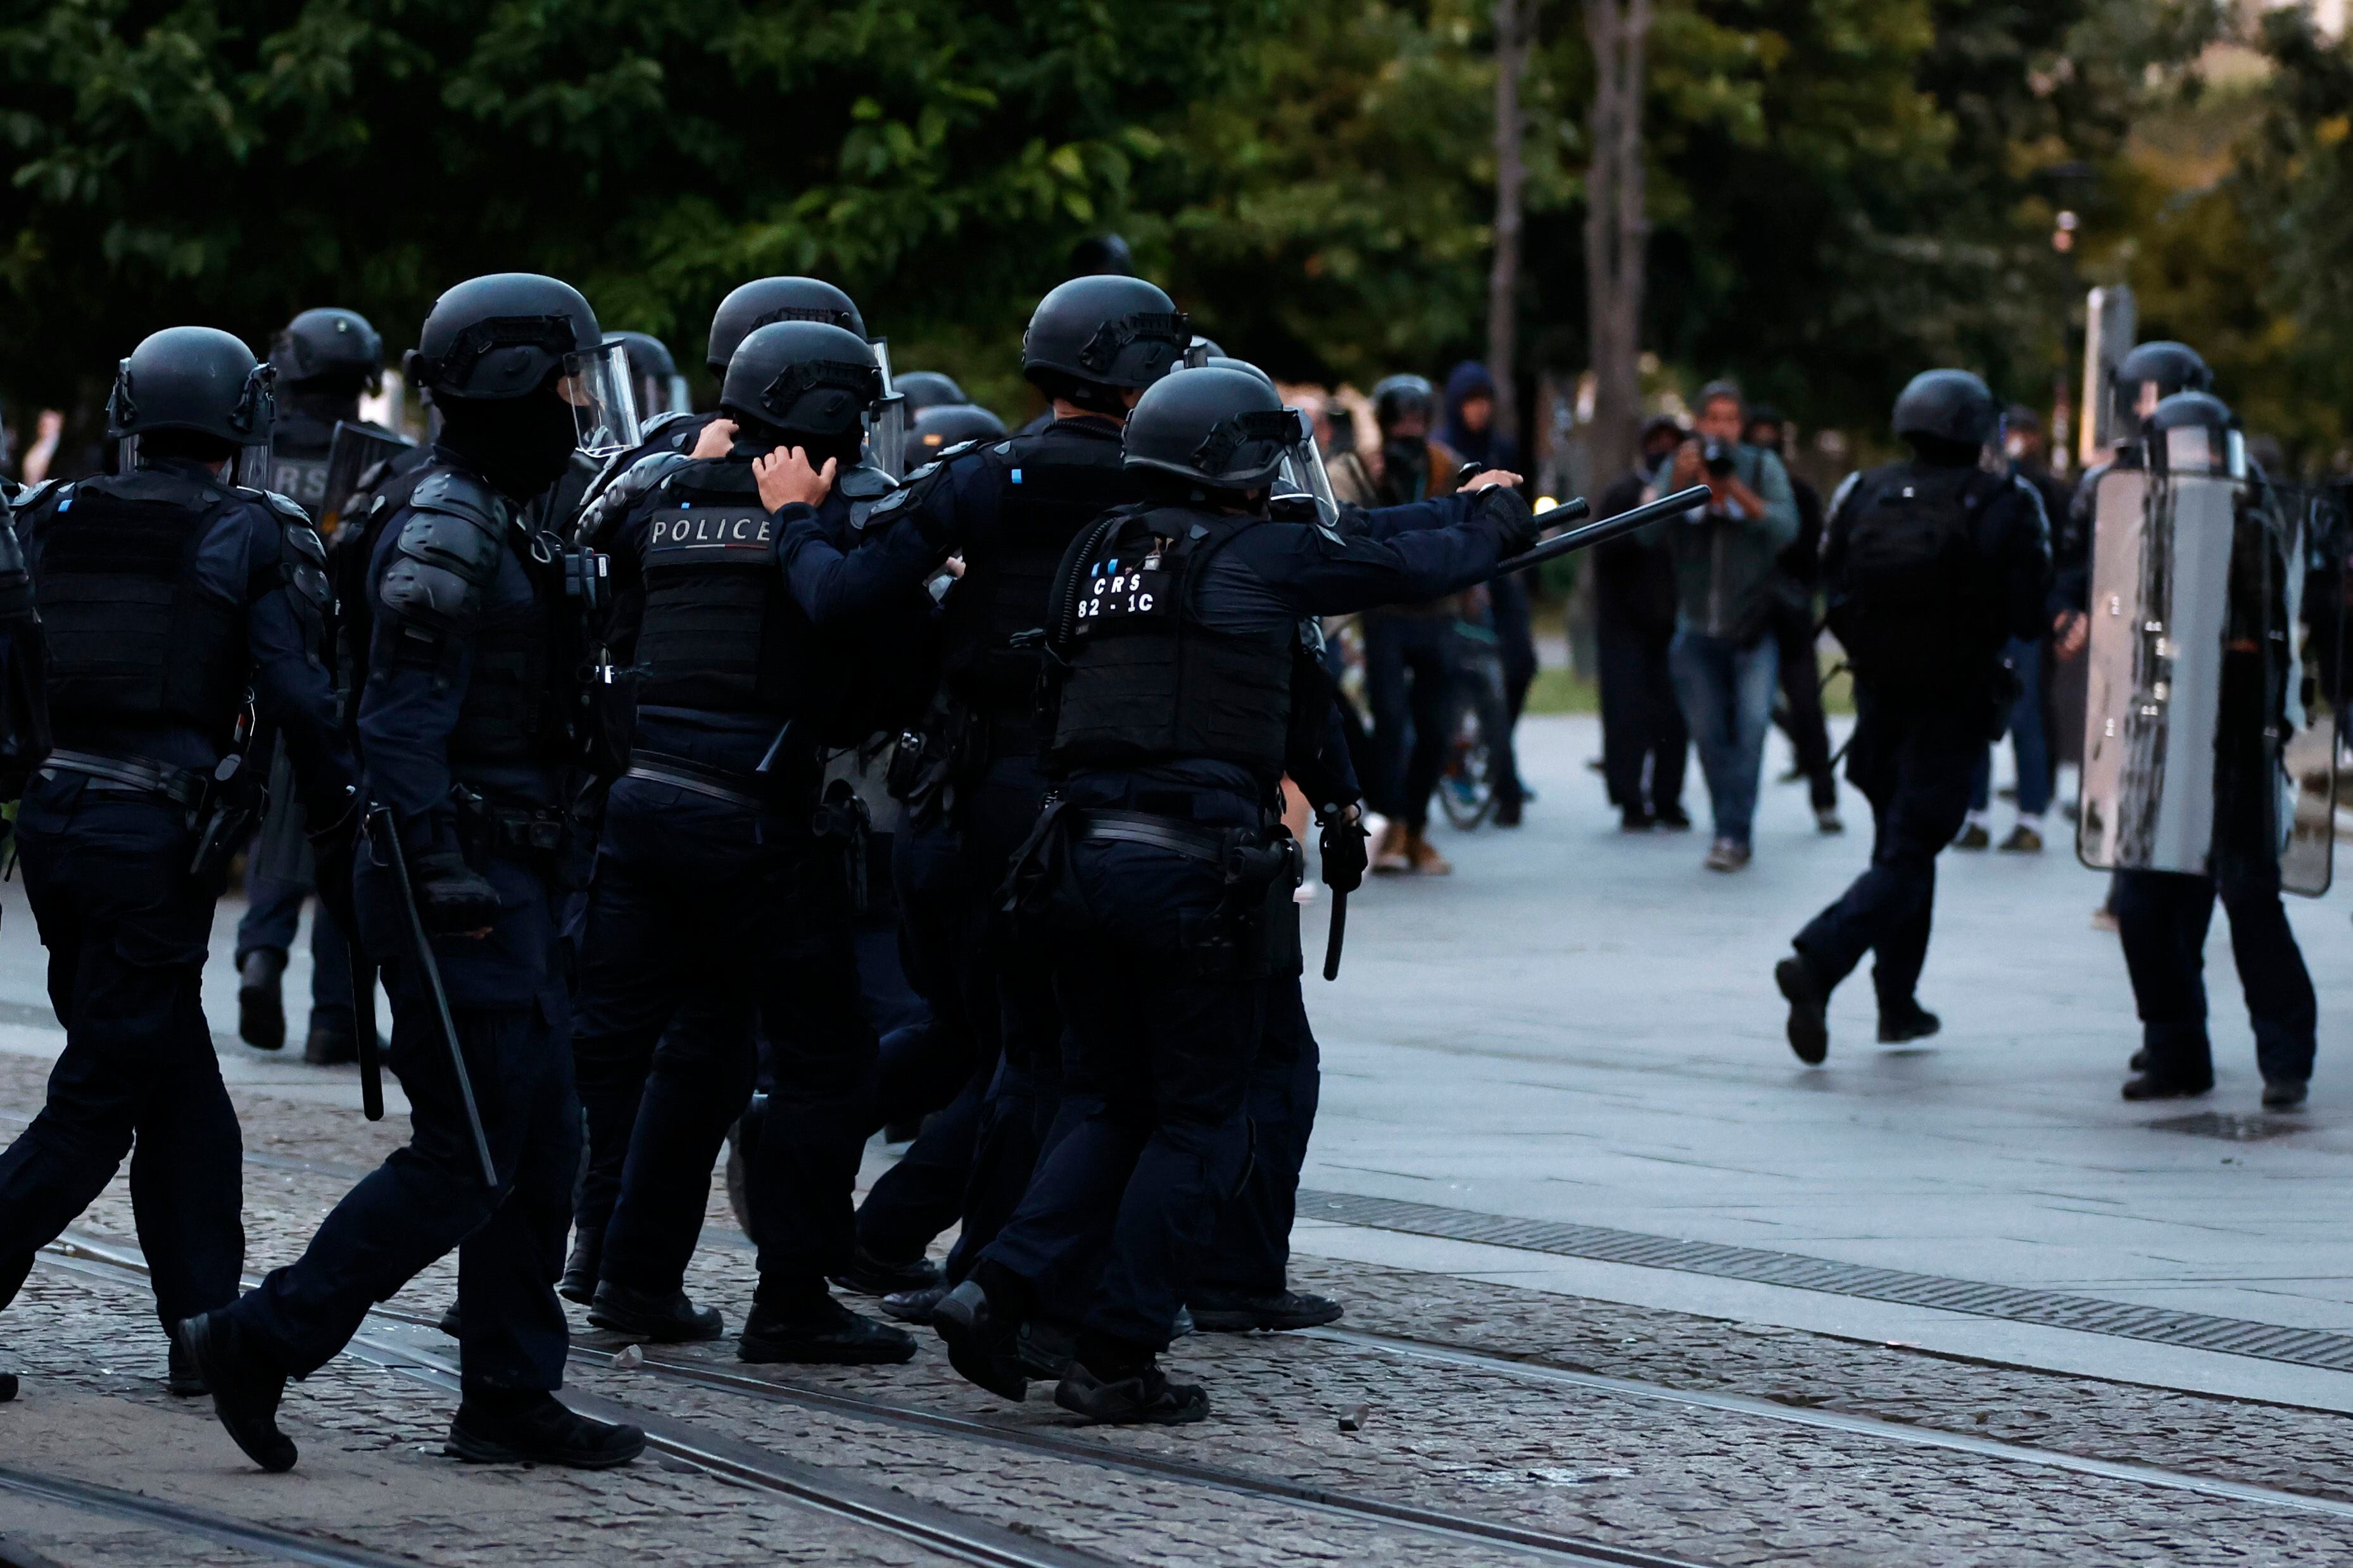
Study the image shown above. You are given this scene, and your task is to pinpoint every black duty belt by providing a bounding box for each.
[624,751,770,811]
[1069,808,1233,863]
[42,749,205,808]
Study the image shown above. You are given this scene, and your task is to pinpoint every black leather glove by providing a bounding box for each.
[1318,808,1369,896]
[411,849,501,934]
[1473,483,1541,560]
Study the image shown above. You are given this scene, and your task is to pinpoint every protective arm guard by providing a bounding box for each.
[575,449,693,550]
[377,471,508,655]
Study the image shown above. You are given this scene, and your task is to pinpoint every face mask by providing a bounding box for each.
[436,389,580,500]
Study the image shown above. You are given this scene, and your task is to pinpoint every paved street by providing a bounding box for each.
[0,712,2349,1566]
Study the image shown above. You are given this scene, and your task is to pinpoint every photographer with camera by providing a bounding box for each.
[1640,380,1799,871]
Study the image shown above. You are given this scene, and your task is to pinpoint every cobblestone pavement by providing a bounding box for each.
[3,1054,2350,1567]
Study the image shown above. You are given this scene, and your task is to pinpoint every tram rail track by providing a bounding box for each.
[0,1461,420,1568]
[36,1232,1714,1568]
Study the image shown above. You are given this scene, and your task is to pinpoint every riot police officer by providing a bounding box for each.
[783,276,1191,1322]
[0,327,355,1396]
[567,319,924,1364]
[2092,393,2318,1107]
[919,366,1536,1424]
[1776,371,2052,1062]
[2055,342,2213,621]
[571,278,870,536]
[235,306,386,1063]
[180,274,645,1472]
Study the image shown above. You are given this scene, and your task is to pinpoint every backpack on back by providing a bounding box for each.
[1827,464,1991,689]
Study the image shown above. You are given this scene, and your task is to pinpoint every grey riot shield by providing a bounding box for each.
[2077,466,2236,874]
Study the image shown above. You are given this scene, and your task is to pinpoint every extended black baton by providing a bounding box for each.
[1491,484,1714,577]
[365,806,498,1187]
[1322,886,1347,982]
[348,942,384,1122]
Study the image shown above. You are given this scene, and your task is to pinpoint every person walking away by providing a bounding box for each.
[1744,406,1841,834]
[1441,361,1537,823]
[1638,380,1798,870]
[1329,375,1464,874]
[1593,415,1691,831]
[1774,370,2051,1062]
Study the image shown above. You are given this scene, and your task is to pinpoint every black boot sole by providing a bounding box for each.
[1192,1302,1346,1334]
[445,1424,646,1469]
[1776,957,1829,1065]
[557,1271,598,1307]
[1052,1381,1210,1426]
[585,1306,724,1344]
[238,993,286,1051]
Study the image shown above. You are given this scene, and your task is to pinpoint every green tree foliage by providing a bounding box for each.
[0,0,1273,412]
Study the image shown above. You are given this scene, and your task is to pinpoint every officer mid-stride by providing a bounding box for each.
[921,366,1537,1425]
[1774,370,2053,1063]
[177,273,649,1473]
[0,329,358,1400]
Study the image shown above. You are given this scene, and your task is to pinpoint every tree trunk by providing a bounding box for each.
[1581,0,1651,480]
[1487,0,1529,455]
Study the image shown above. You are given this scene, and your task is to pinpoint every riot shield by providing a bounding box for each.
[271,451,332,520]
[320,420,415,540]
[866,338,908,479]
[2278,484,2343,896]
[2077,466,2236,875]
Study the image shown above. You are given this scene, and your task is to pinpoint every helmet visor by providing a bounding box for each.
[558,340,643,458]
[866,339,907,477]
[1275,407,1339,529]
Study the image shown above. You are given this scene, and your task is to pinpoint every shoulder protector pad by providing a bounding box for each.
[11,479,60,515]
[241,486,314,527]
[643,409,701,448]
[1827,470,1864,520]
[837,462,899,501]
[410,468,508,532]
[381,487,507,627]
[581,450,694,546]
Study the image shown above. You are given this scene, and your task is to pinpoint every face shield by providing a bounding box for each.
[556,339,643,458]
[636,371,692,419]
[1273,407,1339,528]
[865,337,909,478]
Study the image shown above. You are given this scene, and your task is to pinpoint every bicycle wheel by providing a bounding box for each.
[1437,686,1495,831]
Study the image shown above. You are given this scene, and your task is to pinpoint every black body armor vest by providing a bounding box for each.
[945,423,1132,720]
[632,461,793,717]
[35,472,246,744]
[1045,505,1294,779]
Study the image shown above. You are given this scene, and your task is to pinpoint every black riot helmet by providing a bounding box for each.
[1204,356,1276,391]
[1069,234,1135,277]
[1021,276,1189,412]
[407,273,600,399]
[2112,341,2213,433]
[706,277,867,377]
[1123,365,1299,492]
[1198,357,1338,525]
[107,327,275,446]
[912,401,1007,456]
[720,320,883,453]
[1371,374,1435,436]
[2143,390,2246,479]
[1891,369,1999,448]
[895,371,968,415]
[405,272,639,460]
[612,330,691,417]
[269,307,383,394]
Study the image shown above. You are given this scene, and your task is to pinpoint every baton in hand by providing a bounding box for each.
[1492,484,1715,577]
[365,806,498,1187]
[1322,886,1348,982]
[347,941,384,1122]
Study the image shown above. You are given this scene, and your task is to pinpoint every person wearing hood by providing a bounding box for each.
[1441,363,1536,824]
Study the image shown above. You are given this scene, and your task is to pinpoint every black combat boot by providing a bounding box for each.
[829,1245,940,1298]
[558,1231,602,1306]
[2121,1071,2213,1101]
[587,1281,724,1343]
[931,1278,1029,1401]
[1775,951,1829,1065]
[738,1282,914,1366]
[1877,1004,1941,1044]
[1189,1289,1344,1333]
[1055,1334,1208,1426]
[301,1010,358,1066]
[237,950,287,1051]
[167,1335,208,1396]
[878,1283,950,1324]
[176,1310,296,1472]
[446,1388,645,1469]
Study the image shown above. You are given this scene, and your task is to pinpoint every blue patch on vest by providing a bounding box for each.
[1011,469,1023,484]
